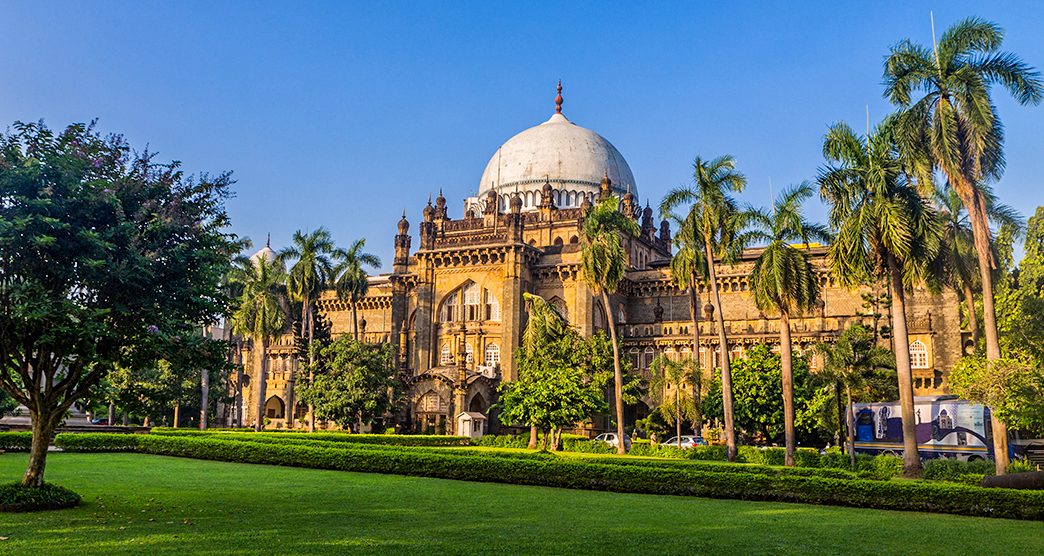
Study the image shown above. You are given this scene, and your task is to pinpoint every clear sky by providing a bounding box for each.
[3,1,1043,270]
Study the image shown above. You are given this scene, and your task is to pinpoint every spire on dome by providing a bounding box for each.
[555,80,563,114]
[266,233,271,248]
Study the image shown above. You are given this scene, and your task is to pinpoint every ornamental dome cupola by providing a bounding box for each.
[397,210,410,234]
[423,196,435,222]
[510,192,523,214]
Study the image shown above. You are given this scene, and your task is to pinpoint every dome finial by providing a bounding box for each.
[266,233,271,249]
[555,80,563,114]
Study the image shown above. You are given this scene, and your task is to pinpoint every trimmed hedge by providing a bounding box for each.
[150,428,471,447]
[0,432,33,451]
[55,433,140,452]
[0,482,81,512]
[133,434,1044,520]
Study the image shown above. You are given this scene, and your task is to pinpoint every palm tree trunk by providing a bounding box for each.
[173,404,180,428]
[846,386,855,470]
[956,179,1010,475]
[108,402,115,427]
[601,290,628,455]
[962,281,981,347]
[704,243,736,462]
[780,309,796,467]
[887,254,923,478]
[235,343,244,428]
[286,297,307,430]
[256,337,269,432]
[199,367,210,430]
[307,304,316,432]
[676,395,682,448]
[689,276,703,434]
[353,304,359,341]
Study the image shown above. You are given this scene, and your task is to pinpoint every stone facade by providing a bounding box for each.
[238,91,968,433]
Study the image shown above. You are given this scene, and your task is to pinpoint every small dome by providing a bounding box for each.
[250,245,276,265]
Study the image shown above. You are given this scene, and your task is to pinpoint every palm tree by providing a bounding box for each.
[333,239,382,341]
[749,182,831,466]
[279,228,335,430]
[520,292,569,449]
[814,324,895,469]
[222,239,255,427]
[668,212,707,432]
[884,17,1042,474]
[648,355,700,448]
[660,154,752,462]
[231,253,288,432]
[580,197,639,454]
[935,187,1022,347]
[819,117,943,477]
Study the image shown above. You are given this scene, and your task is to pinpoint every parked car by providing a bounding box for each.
[660,435,707,449]
[593,432,632,450]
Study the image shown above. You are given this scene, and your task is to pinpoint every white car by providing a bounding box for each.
[659,435,707,449]
[593,432,632,450]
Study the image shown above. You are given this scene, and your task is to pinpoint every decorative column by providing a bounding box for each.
[453,320,468,434]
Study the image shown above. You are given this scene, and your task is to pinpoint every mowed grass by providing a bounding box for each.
[1,453,1042,555]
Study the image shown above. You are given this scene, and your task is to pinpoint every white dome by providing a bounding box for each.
[477,111,636,210]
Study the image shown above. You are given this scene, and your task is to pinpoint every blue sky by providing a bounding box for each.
[3,1,1043,269]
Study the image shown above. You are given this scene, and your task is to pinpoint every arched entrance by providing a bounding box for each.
[265,396,285,419]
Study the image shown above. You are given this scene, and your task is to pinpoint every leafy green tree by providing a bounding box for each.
[333,238,382,341]
[996,207,1044,367]
[884,17,1043,473]
[297,337,401,431]
[580,198,639,454]
[749,182,830,466]
[660,154,754,461]
[231,253,288,432]
[819,117,942,477]
[0,391,16,419]
[279,228,335,429]
[703,344,821,444]
[813,324,896,468]
[648,356,700,447]
[0,121,234,487]
[949,356,1044,433]
[500,295,615,450]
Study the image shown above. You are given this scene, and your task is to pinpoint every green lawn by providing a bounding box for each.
[0,453,1041,555]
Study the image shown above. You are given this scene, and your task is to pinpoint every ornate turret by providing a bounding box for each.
[641,202,655,239]
[509,192,522,214]
[659,218,672,253]
[621,185,636,219]
[435,189,448,220]
[580,194,592,214]
[423,195,435,222]
[394,209,411,273]
[598,171,612,201]
[483,189,499,215]
[420,196,436,249]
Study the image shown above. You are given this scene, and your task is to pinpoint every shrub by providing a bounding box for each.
[150,429,471,447]
[0,482,81,512]
[55,433,140,452]
[924,458,996,482]
[133,434,1044,520]
[0,432,33,451]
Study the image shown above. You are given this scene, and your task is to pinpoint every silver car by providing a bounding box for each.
[593,432,633,450]
[660,435,707,449]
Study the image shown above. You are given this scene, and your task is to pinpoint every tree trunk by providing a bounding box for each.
[676,397,682,448]
[887,254,923,478]
[353,303,359,341]
[308,304,316,433]
[108,402,115,427]
[704,243,736,462]
[602,290,628,455]
[286,297,308,430]
[835,380,844,448]
[173,404,180,428]
[954,176,1009,475]
[846,386,856,470]
[235,344,245,428]
[962,281,981,348]
[689,277,703,434]
[123,413,129,426]
[780,310,796,467]
[255,337,269,432]
[528,425,538,449]
[22,408,62,487]
[199,367,210,430]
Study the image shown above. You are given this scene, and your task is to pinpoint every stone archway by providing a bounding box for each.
[265,396,285,419]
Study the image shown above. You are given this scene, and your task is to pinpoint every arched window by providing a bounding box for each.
[441,292,458,322]
[910,340,929,369]
[593,303,606,330]
[553,236,564,246]
[628,347,640,370]
[618,304,626,324]
[663,347,676,361]
[465,343,474,364]
[569,235,579,244]
[642,347,656,369]
[440,344,454,365]
[484,343,500,366]
[418,390,448,413]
